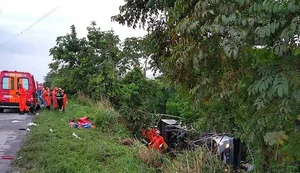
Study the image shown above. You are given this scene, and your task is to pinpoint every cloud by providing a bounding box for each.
[0,0,147,83]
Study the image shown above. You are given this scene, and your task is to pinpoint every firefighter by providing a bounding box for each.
[52,87,59,109]
[43,87,51,110]
[17,83,30,115]
[61,89,68,111]
[148,130,167,151]
[55,88,64,112]
[142,127,158,142]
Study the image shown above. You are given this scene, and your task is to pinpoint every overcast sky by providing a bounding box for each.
[0,0,147,83]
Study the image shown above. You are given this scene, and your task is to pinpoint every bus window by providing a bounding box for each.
[17,78,29,90]
[2,77,14,90]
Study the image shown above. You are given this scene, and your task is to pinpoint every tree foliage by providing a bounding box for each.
[45,22,172,136]
[113,0,300,171]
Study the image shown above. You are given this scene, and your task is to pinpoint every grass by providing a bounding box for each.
[12,101,155,173]
[162,147,228,173]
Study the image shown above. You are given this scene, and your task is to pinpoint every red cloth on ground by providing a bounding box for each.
[77,116,92,128]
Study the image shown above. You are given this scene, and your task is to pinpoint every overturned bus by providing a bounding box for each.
[157,118,253,171]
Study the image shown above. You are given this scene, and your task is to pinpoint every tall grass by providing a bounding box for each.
[75,91,94,106]
[136,144,164,168]
[163,147,229,173]
[75,92,128,135]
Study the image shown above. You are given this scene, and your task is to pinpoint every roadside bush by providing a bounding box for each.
[163,147,228,173]
[119,106,159,137]
[93,106,126,134]
[74,92,129,136]
[75,91,93,106]
[136,144,163,168]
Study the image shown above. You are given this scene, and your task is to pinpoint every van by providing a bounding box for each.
[0,70,37,113]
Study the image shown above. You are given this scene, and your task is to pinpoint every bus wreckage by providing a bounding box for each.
[142,116,254,172]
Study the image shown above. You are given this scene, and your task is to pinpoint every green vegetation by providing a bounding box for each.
[12,100,155,173]
[42,0,300,172]
[163,147,227,173]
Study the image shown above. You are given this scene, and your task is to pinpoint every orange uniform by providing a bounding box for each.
[62,90,68,111]
[142,128,158,142]
[18,84,29,113]
[52,87,58,108]
[43,87,51,110]
[148,135,166,151]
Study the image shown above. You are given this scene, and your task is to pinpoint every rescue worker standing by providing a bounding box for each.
[55,88,64,112]
[43,87,51,110]
[17,83,30,115]
[148,130,167,151]
[52,87,59,109]
[61,89,68,111]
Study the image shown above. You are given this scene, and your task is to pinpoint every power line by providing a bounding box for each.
[0,5,60,47]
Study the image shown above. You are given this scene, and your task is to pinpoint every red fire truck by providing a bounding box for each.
[0,70,37,113]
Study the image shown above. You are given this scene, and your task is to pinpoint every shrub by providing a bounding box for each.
[91,100,129,136]
[136,144,163,168]
[75,91,93,106]
[74,93,129,136]
[119,106,160,137]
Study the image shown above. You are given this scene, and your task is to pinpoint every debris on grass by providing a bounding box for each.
[27,122,38,127]
[69,116,95,129]
[0,156,14,160]
[117,138,136,146]
[72,132,81,139]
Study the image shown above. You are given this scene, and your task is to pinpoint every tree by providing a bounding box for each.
[118,37,149,76]
[48,22,122,102]
[113,0,300,171]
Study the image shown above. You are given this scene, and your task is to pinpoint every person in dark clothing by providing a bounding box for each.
[55,88,64,112]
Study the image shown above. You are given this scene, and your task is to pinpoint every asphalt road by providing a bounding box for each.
[0,109,34,173]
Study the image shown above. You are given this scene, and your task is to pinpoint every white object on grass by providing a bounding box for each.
[49,129,53,133]
[72,132,81,139]
[27,122,37,126]
[27,122,38,127]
